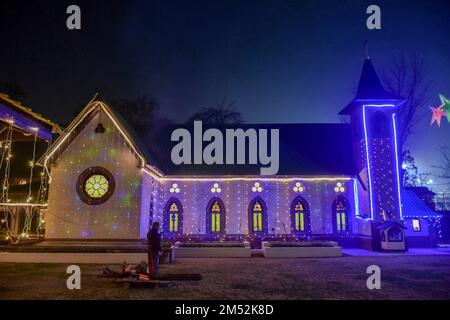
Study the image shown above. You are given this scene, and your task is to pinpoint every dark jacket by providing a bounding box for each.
[147,228,162,252]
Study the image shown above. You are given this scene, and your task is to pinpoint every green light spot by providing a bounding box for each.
[109,148,117,157]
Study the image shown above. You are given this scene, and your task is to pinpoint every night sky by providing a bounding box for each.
[1,0,449,191]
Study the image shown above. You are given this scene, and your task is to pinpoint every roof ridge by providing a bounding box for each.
[0,92,62,132]
[39,95,148,169]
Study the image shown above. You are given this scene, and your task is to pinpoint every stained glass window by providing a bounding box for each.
[77,167,115,205]
[294,201,305,231]
[85,174,109,198]
[335,200,348,233]
[169,202,179,233]
[252,201,263,232]
[164,198,183,238]
[291,197,310,236]
[211,201,221,232]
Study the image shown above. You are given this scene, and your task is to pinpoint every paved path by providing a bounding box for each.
[0,252,147,264]
[0,240,148,253]
[343,248,450,256]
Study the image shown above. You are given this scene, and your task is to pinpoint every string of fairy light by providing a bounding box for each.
[154,177,359,240]
[0,121,14,242]
[6,97,440,243]
[41,108,144,238]
[21,129,38,238]
[0,118,51,243]
[35,99,364,239]
[35,140,50,234]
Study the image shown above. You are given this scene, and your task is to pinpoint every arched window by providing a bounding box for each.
[380,230,386,241]
[76,167,115,205]
[163,197,183,238]
[388,226,403,242]
[290,197,311,236]
[206,197,226,236]
[248,197,268,236]
[332,196,351,234]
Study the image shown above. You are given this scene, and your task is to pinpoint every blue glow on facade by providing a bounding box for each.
[362,105,373,219]
[392,113,403,220]
[362,104,395,220]
[353,178,360,218]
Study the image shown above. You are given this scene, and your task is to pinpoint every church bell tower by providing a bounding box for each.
[339,53,406,221]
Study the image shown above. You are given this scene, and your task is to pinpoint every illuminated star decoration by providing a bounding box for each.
[430,106,446,127]
[439,94,450,117]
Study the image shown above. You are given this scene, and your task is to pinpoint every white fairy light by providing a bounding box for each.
[211,183,221,193]
[334,182,345,193]
[293,182,305,192]
[252,182,263,193]
[169,183,180,193]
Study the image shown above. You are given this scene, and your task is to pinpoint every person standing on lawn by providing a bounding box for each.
[147,221,162,276]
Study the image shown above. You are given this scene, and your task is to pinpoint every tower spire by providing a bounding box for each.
[338,49,406,115]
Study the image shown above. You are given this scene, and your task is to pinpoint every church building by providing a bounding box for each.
[39,57,440,250]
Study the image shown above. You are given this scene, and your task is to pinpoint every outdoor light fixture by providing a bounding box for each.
[210,183,221,193]
[251,182,263,192]
[334,182,345,193]
[293,182,304,192]
[169,183,181,193]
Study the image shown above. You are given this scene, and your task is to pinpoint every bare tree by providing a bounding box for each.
[112,95,159,128]
[187,97,243,125]
[381,52,432,152]
[111,95,174,159]
[111,95,169,139]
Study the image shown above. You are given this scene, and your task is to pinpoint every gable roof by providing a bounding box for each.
[339,58,406,115]
[144,123,357,176]
[40,96,358,178]
[0,93,61,141]
[39,94,149,170]
[404,186,436,197]
[401,189,441,218]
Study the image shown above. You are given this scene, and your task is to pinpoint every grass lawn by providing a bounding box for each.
[0,255,449,300]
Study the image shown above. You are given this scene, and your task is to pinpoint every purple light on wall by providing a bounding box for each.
[392,113,403,219]
[145,177,356,238]
[353,179,360,217]
[362,104,395,220]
